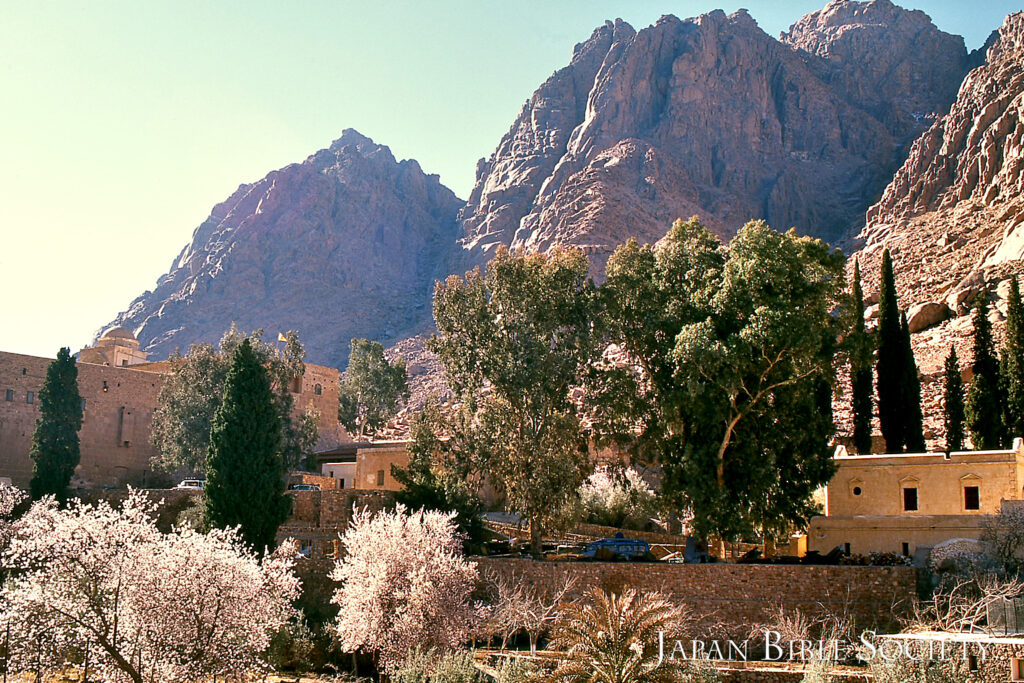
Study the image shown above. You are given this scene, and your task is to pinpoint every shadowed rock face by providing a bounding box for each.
[456,2,970,277]
[100,130,462,369]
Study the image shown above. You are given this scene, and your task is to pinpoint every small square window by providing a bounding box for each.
[1012,657,1024,681]
[121,359,128,366]
[377,470,385,487]
[903,487,918,512]
[5,389,12,401]
[26,391,34,405]
[965,486,980,511]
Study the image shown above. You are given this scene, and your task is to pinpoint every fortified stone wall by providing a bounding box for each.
[474,558,916,633]
[0,351,166,488]
[0,350,345,489]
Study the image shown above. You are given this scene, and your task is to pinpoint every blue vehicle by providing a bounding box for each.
[581,532,650,560]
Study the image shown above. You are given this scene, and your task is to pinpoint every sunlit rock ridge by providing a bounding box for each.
[101,1,982,371]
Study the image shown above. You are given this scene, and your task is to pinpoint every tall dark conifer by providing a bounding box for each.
[944,346,965,452]
[876,249,905,452]
[901,312,926,453]
[29,347,83,502]
[965,294,1004,449]
[203,338,289,554]
[1001,275,1024,443]
[850,259,875,454]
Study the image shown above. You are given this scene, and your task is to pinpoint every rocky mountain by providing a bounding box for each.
[101,1,989,390]
[101,130,462,369]
[846,12,1024,448]
[457,0,971,276]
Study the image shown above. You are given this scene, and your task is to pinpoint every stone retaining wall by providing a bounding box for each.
[474,557,916,634]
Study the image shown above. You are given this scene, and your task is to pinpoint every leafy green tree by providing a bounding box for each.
[901,312,926,453]
[966,294,1004,449]
[29,348,83,502]
[338,338,409,437]
[151,326,318,474]
[1001,275,1024,442]
[203,339,290,554]
[390,399,485,551]
[594,219,844,543]
[429,247,597,555]
[850,258,875,454]
[876,249,906,453]
[944,346,965,452]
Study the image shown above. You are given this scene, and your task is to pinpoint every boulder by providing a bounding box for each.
[907,302,952,333]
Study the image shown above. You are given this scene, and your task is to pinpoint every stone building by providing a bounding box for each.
[0,327,345,489]
[808,439,1024,557]
[316,440,409,491]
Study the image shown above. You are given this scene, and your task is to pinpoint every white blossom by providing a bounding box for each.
[0,490,300,683]
[331,504,478,673]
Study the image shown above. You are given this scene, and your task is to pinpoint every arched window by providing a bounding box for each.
[314,383,322,396]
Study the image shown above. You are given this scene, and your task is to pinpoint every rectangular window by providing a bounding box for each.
[339,478,345,489]
[901,542,910,557]
[5,389,12,401]
[377,470,385,487]
[843,542,851,556]
[965,486,980,511]
[1013,658,1024,682]
[969,654,979,672]
[26,391,34,405]
[903,487,918,512]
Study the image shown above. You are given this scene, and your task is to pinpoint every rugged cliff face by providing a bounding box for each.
[457,1,970,276]
[845,12,1024,448]
[101,1,984,389]
[101,130,462,369]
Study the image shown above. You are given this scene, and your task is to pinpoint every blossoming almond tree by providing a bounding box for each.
[0,482,25,549]
[0,490,300,682]
[331,504,479,673]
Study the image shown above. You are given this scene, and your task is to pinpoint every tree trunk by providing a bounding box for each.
[530,515,543,557]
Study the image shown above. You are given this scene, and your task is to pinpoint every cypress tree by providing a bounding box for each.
[901,312,926,452]
[29,347,83,502]
[876,249,905,452]
[1001,275,1024,443]
[965,293,1004,449]
[203,338,289,554]
[944,346,965,452]
[850,259,875,454]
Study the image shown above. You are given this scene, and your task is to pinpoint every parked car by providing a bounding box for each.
[581,533,650,560]
[290,483,321,491]
[174,479,204,490]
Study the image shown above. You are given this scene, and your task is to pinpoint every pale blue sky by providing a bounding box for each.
[0,1,1015,359]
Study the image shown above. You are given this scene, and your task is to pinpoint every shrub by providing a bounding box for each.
[391,648,479,683]
[578,466,659,530]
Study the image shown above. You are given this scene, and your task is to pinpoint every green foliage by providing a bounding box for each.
[901,312,926,452]
[849,259,875,455]
[391,648,480,683]
[1002,275,1024,441]
[965,294,1005,449]
[203,339,290,554]
[943,346,965,452]
[547,587,686,683]
[392,399,485,551]
[876,249,905,453]
[594,218,843,542]
[338,338,410,437]
[29,348,83,502]
[151,325,317,474]
[429,247,597,555]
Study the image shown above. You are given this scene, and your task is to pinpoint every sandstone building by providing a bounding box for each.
[809,439,1024,558]
[0,327,344,489]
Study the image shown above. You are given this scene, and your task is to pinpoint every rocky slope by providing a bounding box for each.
[101,130,462,369]
[457,1,971,276]
[846,12,1024,449]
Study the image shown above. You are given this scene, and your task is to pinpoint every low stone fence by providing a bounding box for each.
[474,557,916,633]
